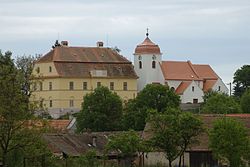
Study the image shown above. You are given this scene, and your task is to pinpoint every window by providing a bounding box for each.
[69,82,74,90]
[218,86,221,91]
[139,61,142,69]
[192,86,194,92]
[69,100,74,107]
[171,87,175,91]
[152,61,156,69]
[97,82,101,87]
[49,100,52,107]
[110,82,114,90]
[33,82,37,91]
[123,82,127,91]
[49,66,52,72]
[49,82,52,90]
[39,82,43,91]
[193,99,198,104]
[83,82,87,90]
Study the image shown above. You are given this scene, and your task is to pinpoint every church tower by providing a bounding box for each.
[134,31,163,91]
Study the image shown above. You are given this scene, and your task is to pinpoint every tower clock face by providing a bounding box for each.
[152,55,156,60]
[138,55,142,60]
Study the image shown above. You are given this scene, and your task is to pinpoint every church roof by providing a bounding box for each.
[134,37,161,55]
[203,80,218,92]
[175,81,192,95]
[161,61,219,81]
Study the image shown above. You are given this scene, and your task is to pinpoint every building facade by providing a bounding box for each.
[31,41,138,118]
[134,33,228,103]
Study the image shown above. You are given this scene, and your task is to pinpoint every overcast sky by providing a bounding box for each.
[0,0,250,85]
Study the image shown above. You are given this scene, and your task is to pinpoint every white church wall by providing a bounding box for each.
[182,81,204,103]
[212,79,229,94]
[166,80,182,90]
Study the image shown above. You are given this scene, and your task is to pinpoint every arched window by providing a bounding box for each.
[152,61,156,69]
[139,61,142,69]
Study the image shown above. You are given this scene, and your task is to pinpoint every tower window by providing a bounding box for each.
[139,61,142,69]
[152,61,156,69]
[49,66,52,72]
[110,82,114,90]
[218,86,221,91]
[192,86,194,92]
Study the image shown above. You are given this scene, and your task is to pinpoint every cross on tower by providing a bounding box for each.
[146,28,149,37]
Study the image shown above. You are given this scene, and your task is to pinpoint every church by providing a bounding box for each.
[133,32,228,103]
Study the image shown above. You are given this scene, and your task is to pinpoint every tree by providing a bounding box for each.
[209,117,250,167]
[136,84,180,113]
[122,84,180,131]
[240,89,250,113]
[233,65,250,97]
[106,130,148,167]
[201,93,241,114]
[149,108,203,167]
[0,51,47,167]
[76,86,123,132]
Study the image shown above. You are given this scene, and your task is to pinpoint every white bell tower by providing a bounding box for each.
[134,30,163,91]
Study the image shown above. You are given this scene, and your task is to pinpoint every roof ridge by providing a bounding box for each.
[187,60,200,79]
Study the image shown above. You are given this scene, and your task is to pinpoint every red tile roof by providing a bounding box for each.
[37,47,130,63]
[134,37,161,55]
[192,64,219,80]
[203,80,217,92]
[175,81,192,94]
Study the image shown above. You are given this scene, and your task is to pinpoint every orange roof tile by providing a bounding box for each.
[192,64,219,80]
[175,81,192,94]
[48,120,71,131]
[203,80,217,92]
[161,61,201,80]
[134,37,161,55]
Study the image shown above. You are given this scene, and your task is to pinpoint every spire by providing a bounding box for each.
[146,28,149,37]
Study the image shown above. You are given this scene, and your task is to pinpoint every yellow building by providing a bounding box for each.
[31,41,138,118]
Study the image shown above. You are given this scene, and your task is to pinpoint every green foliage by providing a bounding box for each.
[209,117,250,167]
[149,108,203,167]
[240,89,250,113]
[69,150,100,167]
[201,93,241,114]
[136,84,180,113]
[203,90,219,103]
[122,84,180,131]
[233,65,250,97]
[76,86,123,132]
[106,130,148,158]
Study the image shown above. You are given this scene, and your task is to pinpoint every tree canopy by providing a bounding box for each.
[209,117,250,167]
[201,93,241,114]
[233,65,250,97]
[149,108,203,167]
[122,84,180,131]
[76,86,123,132]
[0,51,49,167]
[240,89,250,113]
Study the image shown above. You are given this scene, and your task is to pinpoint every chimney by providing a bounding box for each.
[96,41,104,47]
[92,136,97,147]
[61,41,68,46]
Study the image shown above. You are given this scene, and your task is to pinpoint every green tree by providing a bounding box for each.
[209,117,250,167]
[0,51,48,167]
[149,108,203,167]
[76,86,123,132]
[106,130,148,167]
[233,65,250,97]
[201,93,241,114]
[122,84,180,131]
[240,89,250,113]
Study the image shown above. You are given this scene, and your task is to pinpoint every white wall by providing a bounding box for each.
[166,80,182,89]
[134,53,164,91]
[212,79,229,94]
[181,81,204,103]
